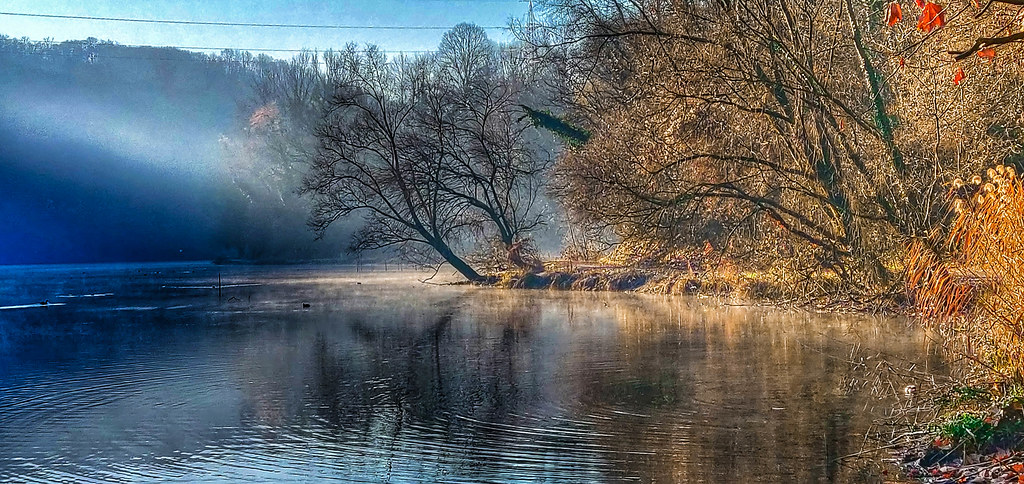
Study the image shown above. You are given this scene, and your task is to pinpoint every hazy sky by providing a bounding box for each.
[1,0,529,56]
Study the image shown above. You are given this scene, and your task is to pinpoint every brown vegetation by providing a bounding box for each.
[909,164,1024,381]
[524,0,1024,298]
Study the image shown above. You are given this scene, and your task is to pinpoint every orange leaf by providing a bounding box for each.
[917,2,946,33]
[1013,462,1024,473]
[915,0,926,7]
[899,56,906,67]
[978,48,995,59]
[953,66,965,85]
[886,2,903,26]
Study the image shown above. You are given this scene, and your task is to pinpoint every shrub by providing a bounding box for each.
[909,164,1024,381]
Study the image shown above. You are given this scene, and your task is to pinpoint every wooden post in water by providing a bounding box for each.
[218,272,222,300]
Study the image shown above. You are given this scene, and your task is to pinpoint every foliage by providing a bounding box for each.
[936,412,999,451]
[520,0,1024,297]
[909,165,1024,381]
[519,105,591,147]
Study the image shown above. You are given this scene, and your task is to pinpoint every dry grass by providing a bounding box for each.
[505,237,882,308]
[908,164,1024,381]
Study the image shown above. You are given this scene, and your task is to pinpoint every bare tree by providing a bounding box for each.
[526,0,1024,287]
[431,25,552,253]
[303,27,553,281]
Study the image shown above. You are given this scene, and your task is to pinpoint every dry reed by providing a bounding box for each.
[908,164,1024,381]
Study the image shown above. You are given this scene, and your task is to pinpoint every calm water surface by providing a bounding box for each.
[0,263,942,482]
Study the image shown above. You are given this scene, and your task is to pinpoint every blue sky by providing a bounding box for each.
[0,0,529,56]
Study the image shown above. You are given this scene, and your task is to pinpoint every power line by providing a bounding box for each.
[98,43,432,54]
[4,49,431,64]
[0,11,510,30]
[2,39,435,64]
[11,38,433,54]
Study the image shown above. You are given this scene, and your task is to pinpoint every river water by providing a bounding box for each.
[0,263,941,482]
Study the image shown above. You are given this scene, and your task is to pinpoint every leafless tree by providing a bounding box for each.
[303,27,553,281]
[525,0,1024,286]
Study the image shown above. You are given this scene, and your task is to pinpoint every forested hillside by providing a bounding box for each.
[0,37,348,263]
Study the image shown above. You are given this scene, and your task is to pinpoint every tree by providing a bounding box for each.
[525,0,1024,288]
[432,25,553,254]
[220,49,354,260]
[303,27,553,281]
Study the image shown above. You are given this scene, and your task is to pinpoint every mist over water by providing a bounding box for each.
[0,40,353,265]
[0,263,943,482]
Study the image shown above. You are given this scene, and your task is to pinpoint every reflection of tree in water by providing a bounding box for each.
[548,297,921,482]
[286,294,556,480]
[232,290,934,482]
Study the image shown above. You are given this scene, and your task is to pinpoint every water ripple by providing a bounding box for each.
[0,265,937,482]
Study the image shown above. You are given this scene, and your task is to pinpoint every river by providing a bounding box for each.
[0,263,941,482]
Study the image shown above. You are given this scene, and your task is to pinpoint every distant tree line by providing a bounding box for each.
[13,0,1021,286]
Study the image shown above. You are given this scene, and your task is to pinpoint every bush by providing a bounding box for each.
[909,164,1024,381]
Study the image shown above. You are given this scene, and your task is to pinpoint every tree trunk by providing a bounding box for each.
[434,242,485,282]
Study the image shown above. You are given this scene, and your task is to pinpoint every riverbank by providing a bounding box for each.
[890,383,1024,484]
[488,262,903,314]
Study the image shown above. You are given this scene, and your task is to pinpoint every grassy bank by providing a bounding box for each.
[488,256,902,313]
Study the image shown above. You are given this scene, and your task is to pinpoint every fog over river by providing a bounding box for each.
[0,263,942,482]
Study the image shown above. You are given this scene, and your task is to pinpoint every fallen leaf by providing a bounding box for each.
[915,0,926,7]
[978,48,995,59]
[1013,462,1024,473]
[886,2,903,26]
[918,2,946,33]
[953,66,965,85]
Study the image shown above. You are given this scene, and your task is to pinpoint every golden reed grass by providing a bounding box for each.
[908,164,1024,382]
